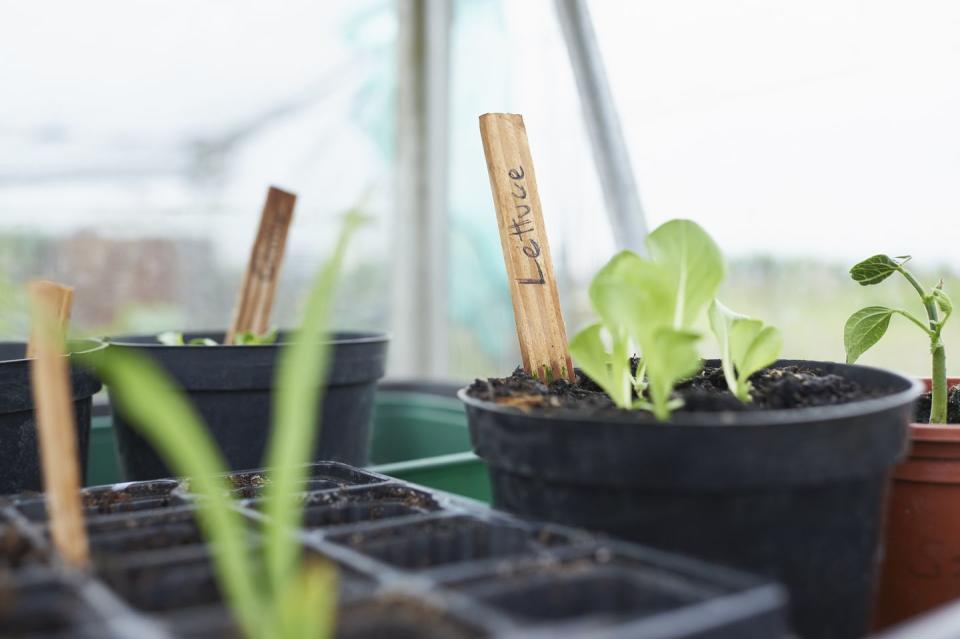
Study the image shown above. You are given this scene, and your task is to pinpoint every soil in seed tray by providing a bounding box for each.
[468,363,892,416]
[913,384,960,424]
[338,596,485,639]
[0,525,39,569]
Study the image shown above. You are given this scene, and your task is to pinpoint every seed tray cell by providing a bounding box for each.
[327,515,569,571]
[253,484,444,531]
[0,520,45,570]
[15,480,185,522]
[0,462,790,638]
[99,547,374,614]
[211,462,388,499]
[0,575,97,639]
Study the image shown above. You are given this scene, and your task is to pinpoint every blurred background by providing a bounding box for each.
[1,0,958,380]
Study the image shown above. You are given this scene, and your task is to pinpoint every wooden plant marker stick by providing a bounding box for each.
[25,281,73,359]
[480,113,575,382]
[225,186,297,344]
[26,280,90,568]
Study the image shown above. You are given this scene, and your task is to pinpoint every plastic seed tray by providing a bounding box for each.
[0,462,789,638]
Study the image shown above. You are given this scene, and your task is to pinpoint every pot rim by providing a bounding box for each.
[908,423,960,442]
[0,338,107,365]
[908,376,960,432]
[105,329,391,349]
[459,359,923,428]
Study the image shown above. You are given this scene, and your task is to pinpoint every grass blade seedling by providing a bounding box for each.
[80,210,366,638]
[262,209,366,625]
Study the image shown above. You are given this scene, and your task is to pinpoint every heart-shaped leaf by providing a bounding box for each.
[844,306,894,363]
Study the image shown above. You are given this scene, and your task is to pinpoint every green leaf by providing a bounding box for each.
[709,300,782,401]
[643,328,702,420]
[646,219,725,328]
[235,328,279,345]
[589,250,673,337]
[76,348,261,637]
[263,209,366,600]
[850,255,906,286]
[157,331,185,346]
[570,323,631,409]
[577,220,726,419]
[737,325,782,384]
[187,337,218,346]
[708,299,744,395]
[844,306,894,363]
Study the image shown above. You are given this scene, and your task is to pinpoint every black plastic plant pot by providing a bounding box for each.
[0,339,104,495]
[105,331,388,481]
[460,359,922,639]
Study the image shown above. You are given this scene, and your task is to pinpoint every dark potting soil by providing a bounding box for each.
[913,385,960,423]
[467,363,892,416]
[0,525,39,570]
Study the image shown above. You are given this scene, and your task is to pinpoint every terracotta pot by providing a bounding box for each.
[874,377,960,629]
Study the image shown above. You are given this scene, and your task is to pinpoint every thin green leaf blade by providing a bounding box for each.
[263,209,366,601]
[77,348,261,636]
[646,219,725,328]
[850,255,905,286]
[844,306,894,363]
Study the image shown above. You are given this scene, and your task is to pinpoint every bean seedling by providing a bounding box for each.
[844,254,952,423]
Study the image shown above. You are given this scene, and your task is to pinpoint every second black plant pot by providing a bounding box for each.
[106,331,388,481]
[460,360,921,639]
[0,339,105,495]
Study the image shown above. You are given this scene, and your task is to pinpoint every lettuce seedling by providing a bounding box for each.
[708,300,782,402]
[844,254,952,423]
[157,329,278,346]
[81,210,366,638]
[570,219,725,420]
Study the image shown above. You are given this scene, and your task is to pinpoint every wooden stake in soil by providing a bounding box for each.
[26,280,90,569]
[479,113,574,381]
[25,281,73,359]
[225,186,297,344]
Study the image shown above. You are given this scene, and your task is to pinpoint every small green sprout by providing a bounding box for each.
[844,254,952,423]
[708,300,782,402]
[569,219,725,420]
[157,329,278,346]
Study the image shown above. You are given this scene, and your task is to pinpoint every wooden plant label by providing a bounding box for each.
[479,113,574,381]
[225,186,297,344]
[26,280,90,568]
[25,281,73,359]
